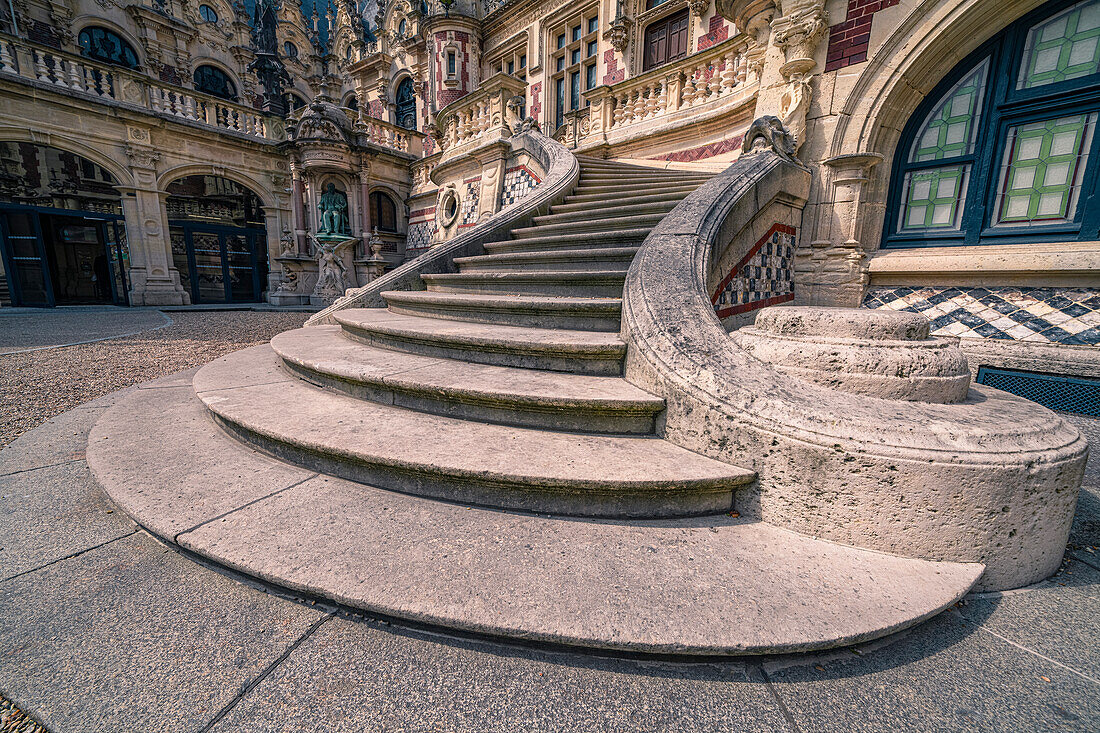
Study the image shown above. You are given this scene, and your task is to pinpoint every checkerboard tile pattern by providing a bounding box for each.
[459,178,480,228]
[405,221,437,255]
[862,286,1100,345]
[711,224,795,319]
[500,165,541,207]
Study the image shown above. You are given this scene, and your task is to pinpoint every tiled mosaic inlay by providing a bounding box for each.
[711,224,795,319]
[862,286,1100,346]
[459,178,480,228]
[500,165,541,207]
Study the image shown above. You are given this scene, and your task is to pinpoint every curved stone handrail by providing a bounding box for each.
[621,142,1088,592]
[306,130,579,325]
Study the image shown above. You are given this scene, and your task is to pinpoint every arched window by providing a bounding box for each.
[284,92,307,111]
[199,4,218,22]
[284,40,298,58]
[395,77,416,130]
[77,27,139,69]
[344,94,359,112]
[398,18,407,37]
[884,0,1100,248]
[370,190,398,232]
[193,65,237,101]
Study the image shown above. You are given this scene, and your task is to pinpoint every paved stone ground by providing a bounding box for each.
[0,309,310,450]
[1,309,1098,732]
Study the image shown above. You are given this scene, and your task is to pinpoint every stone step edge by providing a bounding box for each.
[87,376,986,658]
[453,246,640,268]
[272,329,665,434]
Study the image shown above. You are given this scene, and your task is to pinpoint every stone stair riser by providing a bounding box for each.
[382,298,623,331]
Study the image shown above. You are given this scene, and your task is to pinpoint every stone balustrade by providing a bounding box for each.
[341,109,423,156]
[580,36,756,145]
[0,34,284,142]
[435,73,528,155]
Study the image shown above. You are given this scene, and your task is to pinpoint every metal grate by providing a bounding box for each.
[976,367,1100,417]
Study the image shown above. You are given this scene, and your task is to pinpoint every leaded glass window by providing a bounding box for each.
[1019,0,1100,89]
[884,0,1100,248]
[193,65,236,101]
[77,27,140,69]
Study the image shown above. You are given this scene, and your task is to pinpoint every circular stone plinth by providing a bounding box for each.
[733,306,971,403]
[85,361,984,657]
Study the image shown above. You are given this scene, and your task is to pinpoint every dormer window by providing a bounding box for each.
[283,41,298,58]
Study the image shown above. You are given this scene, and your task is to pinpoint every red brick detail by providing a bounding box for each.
[367,99,384,118]
[649,135,744,162]
[423,134,436,155]
[603,49,624,86]
[824,0,898,72]
[697,15,729,51]
[409,206,436,223]
[529,81,542,121]
[505,165,542,184]
[439,89,468,106]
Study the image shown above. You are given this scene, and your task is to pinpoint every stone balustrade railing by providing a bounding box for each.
[340,109,424,156]
[580,36,756,145]
[435,73,528,155]
[0,34,284,142]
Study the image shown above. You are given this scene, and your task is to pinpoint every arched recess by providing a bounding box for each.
[393,74,417,130]
[191,60,241,101]
[0,128,134,186]
[73,18,144,68]
[157,165,275,209]
[825,0,1051,253]
[369,186,401,232]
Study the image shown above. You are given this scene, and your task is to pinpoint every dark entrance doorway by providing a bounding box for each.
[0,142,129,307]
[166,174,268,305]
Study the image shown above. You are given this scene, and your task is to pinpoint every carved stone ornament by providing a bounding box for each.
[513,116,538,134]
[308,232,356,301]
[688,0,710,16]
[604,16,631,54]
[740,115,806,169]
[771,5,828,63]
[124,144,161,170]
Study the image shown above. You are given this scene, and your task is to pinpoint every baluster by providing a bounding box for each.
[183,94,196,119]
[682,72,698,107]
[721,53,737,93]
[612,95,624,128]
[0,41,15,73]
[708,64,722,99]
[646,83,660,118]
[68,59,85,90]
[34,50,50,82]
[737,54,749,85]
[657,80,668,116]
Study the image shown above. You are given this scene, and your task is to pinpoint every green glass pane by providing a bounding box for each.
[995,113,1095,225]
[910,60,988,163]
[1019,0,1100,89]
[900,165,968,230]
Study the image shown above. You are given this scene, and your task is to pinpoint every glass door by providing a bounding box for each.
[225,232,259,302]
[0,209,51,306]
[190,230,227,304]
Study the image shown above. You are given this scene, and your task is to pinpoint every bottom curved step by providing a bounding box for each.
[87,368,985,657]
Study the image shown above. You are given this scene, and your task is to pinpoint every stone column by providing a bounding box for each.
[119,144,188,305]
[358,158,372,238]
[290,159,307,254]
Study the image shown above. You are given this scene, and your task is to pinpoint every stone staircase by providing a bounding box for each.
[203,158,755,518]
[90,155,985,656]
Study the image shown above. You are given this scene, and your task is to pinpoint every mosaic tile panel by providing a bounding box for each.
[711,224,795,319]
[459,177,480,228]
[405,221,437,255]
[500,165,541,207]
[1019,0,1100,89]
[862,286,1100,346]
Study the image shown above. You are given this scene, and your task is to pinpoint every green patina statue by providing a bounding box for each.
[317,182,350,236]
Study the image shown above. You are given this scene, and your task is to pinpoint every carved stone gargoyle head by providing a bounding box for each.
[741,115,806,169]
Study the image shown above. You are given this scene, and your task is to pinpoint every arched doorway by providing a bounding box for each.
[395,77,417,130]
[165,175,267,304]
[0,142,129,307]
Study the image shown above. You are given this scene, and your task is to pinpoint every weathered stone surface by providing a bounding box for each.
[732,305,971,403]
[0,532,324,733]
[621,150,1088,591]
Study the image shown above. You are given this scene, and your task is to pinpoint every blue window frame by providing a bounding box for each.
[77,27,140,69]
[883,0,1100,249]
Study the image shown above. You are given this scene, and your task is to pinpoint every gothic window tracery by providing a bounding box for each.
[77,27,140,70]
[395,76,417,130]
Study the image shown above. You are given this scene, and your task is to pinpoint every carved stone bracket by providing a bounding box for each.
[741,115,807,170]
[687,0,710,17]
[604,16,632,54]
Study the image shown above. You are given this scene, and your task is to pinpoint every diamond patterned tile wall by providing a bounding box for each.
[711,224,795,319]
[862,286,1100,346]
[500,165,541,207]
[459,177,481,228]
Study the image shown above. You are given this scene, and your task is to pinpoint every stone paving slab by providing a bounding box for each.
[0,308,171,354]
[88,375,315,540]
[0,395,123,476]
[0,532,325,733]
[208,616,791,733]
[765,575,1100,733]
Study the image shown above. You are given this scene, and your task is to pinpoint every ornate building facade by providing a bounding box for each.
[1,0,1097,389]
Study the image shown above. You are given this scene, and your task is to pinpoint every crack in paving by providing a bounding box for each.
[172,473,320,544]
[0,458,84,479]
[968,623,1100,686]
[197,612,335,732]
[0,530,138,584]
[757,665,803,733]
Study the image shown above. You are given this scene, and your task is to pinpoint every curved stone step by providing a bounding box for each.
[90,374,985,656]
[272,327,663,434]
[422,270,627,297]
[531,200,680,227]
[484,228,651,254]
[197,346,751,517]
[570,182,701,198]
[552,190,694,213]
[578,173,712,185]
[511,213,666,239]
[381,290,623,331]
[454,246,639,273]
[335,308,626,375]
